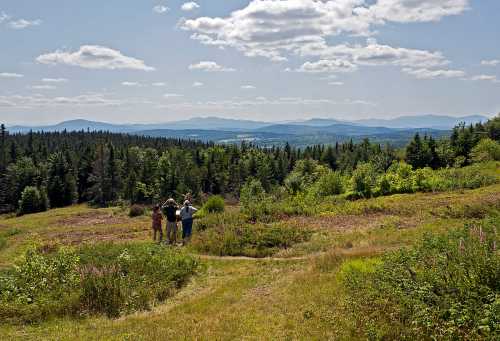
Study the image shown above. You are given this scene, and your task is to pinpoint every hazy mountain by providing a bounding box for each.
[6,114,488,138]
[354,114,489,129]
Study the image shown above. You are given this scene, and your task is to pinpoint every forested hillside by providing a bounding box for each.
[0,115,499,215]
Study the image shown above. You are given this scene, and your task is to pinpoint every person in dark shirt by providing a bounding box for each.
[162,198,179,245]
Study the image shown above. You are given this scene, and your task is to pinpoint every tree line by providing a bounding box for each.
[0,114,498,215]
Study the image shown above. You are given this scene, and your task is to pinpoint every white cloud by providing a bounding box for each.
[402,68,465,79]
[30,85,56,90]
[153,5,170,14]
[0,93,123,108]
[469,75,498,82]
[121,81,142,87]
[188,61,235,72]
[481,60,500,67]
[296,59,358,73]
[241,85,256,89]
[152,82,166,86]
[193,81,204,87]
[328,81,344,86]
[367,0,470,23]
[37,45,155,71]
[181,2,200,11]
[42,78,68,83]
[182,0,469,62]
[0,12,10,23]
[0,72,24,78]
[164,93,184,98]
[8,18,42,29]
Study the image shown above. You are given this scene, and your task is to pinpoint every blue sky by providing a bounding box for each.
[0,0,499,125]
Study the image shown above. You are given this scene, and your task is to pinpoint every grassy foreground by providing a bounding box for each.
[0,184,499,340]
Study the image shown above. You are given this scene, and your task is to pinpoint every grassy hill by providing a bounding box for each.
[1,176,499,339]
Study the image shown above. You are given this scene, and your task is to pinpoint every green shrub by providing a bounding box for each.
[191,221,310,258]
[342,215,500,339]
[471,138,500,162]
[129,204,145,217]
[309,171,345,198]
[202,195,225,214]
[17,186,48,216]
[350,162,378,198]
[0,243,198,322]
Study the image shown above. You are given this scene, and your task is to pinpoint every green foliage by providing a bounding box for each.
[284,159,328,194]
[191,217,310,257]
[0,243,198,323]
[17,186,48,215]
[471,138,500,162]
[308,171,345,198]
[349,162,378,198]
[342,215,500,339]
[202,195,225,214]
[129,204,145,217]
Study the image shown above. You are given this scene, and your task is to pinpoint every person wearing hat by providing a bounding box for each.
[179,200,197,244]
[162,198,179,245]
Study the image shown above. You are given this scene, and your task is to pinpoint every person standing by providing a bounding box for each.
[162,198,178,245]
[151,205,163,243]
[180,200,197,245]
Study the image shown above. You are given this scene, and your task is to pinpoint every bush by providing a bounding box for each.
[191,222,310,258]
[0,243,198,322]
[342,215,500,339]
[309,171,345,198]
[350,162,378,198]
[17,186,48,216]
[129,204,145,217]
[471,138,500,162]
[202,195,225,214]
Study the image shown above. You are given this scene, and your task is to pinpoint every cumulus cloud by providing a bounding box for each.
[241,85,256,90]
[152,82,166,86]
[36,45,155,71]
[402,68,465,79]
[8,18,42,29]
[193,81,204,87]
[188,61,235,72]
[182,0,469,62]
[153,5,169,14]
[481,60,500,66]
[42,78,68,83]
[0,72,24,78]
[296,59,358,73]
[181,2,200,11]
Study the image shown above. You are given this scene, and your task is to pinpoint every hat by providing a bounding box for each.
[184,200,190,206]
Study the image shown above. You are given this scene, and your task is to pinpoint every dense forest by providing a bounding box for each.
[0,114,499,215]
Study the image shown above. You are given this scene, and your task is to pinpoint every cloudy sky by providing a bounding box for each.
[0,0,499,125]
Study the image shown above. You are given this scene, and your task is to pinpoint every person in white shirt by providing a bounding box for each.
[180,200,197,244]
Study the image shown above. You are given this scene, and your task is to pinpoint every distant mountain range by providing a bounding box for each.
[5,114,489,147]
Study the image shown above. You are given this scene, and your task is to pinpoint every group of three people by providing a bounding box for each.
[151,198,198,245]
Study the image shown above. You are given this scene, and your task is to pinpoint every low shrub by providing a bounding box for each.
[129,204,145,217]
[17,186,48,216]
[342,215,500,340]
[0,243,198,323]
[202,195,225,214]
[191,222,311,257]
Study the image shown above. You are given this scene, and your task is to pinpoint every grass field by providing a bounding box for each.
[1,184,499,340]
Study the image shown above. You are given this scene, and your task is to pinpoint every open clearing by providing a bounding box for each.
[1,184,499,340]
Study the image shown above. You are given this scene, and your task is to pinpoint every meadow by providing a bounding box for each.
[0,162,499,340]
